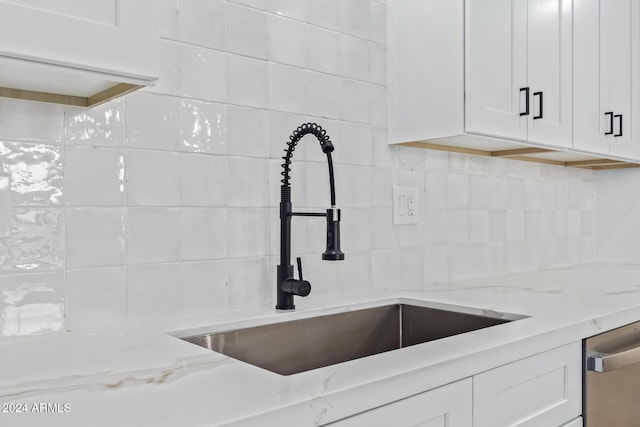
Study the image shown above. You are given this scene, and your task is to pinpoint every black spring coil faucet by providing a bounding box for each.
[276,123,344,310]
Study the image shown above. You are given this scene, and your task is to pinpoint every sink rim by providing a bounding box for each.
[168,297,527,340]
[168,298,528,376]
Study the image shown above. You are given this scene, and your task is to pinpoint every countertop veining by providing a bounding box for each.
[3,263,640,426]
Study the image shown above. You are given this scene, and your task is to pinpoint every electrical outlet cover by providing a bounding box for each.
[392,186,419,225]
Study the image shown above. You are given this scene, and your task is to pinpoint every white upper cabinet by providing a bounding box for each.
[466,0,573,148]
[387,0,464,144]
[0,0,158,107]
[574,0,640,160]
[465,0,527,142]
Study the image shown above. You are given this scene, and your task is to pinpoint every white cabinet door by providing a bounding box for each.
[329,378,472,427]
[0,0,157,105]
[473,342,582,427]
[603,0,634,157]
[466,0,572,147]
[606,0,640,159]
[574,0,640,159]
[0,0,157,81]
[388,0,464,144]
[465,0,528,141]
[526,0,573,147]
[573,0,609,154]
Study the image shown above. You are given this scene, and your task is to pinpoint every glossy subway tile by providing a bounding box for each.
[0,208,64,273]
[0,272,65,337]
[65,146,126,206]
[0,141,62,207]
[65,98,125,146]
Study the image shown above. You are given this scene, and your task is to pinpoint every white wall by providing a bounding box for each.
[0,0,595,340]
[595,169,640,263]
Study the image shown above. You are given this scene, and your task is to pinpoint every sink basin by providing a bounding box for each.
[180,303,523,375]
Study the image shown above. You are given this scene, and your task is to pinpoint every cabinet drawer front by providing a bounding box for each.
[330,378,471,427]
[473,341,581,427]
[561,416,583,427]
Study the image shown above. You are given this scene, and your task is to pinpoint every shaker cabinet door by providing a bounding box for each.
[526,0,573,148]
[466,0,572,148]
[0,0,158,105]
[330,378,472,427]
[574,0,640,160]
[465,0,528,141]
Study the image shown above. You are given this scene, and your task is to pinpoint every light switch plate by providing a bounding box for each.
[392,186,419,225]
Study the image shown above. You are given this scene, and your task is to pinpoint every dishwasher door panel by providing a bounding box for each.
[586,362,640,426]
[586,320,640,426]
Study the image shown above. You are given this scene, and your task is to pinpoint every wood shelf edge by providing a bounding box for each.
[0,82,144,107]
[397,141,640,171]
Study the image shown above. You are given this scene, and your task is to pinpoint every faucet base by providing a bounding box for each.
[276,264,296,310]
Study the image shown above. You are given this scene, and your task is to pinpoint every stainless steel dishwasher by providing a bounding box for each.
[585,321,640,426]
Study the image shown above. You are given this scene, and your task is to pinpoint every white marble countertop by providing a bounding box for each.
[3,262,640,427]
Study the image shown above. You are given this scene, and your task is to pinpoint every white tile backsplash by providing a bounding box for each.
[227,2,268,59]
[0,141,63,206]
[268,0,307,21]
[340,34,370,81]
[0,0,599,338]
[1,208,64,273]
[180,46,227,102]
[177,0,226,49]
[340,78,371,123]
[308,0,340,31]
[147,40,181,96]
[126,150,181,206]
[227,257,270,308]
[0,272,64,337]
[179,99,228,154]
[370,1,387,45]
[180,260,228,313]
[0,98,64,143]
[227,157,270,207]
[66,208,126,269]
[180,153,228,206]
[180,208,228,260]
[65,98,125,146]
[227,106,269,158]
[340,0,371,39]
[0,174,10,238]
[306,71,342,119]
[126,92,180,151]
[307,26,340,74]
[268,14,307,67]
[226,55,269,109]
[127,263,181,322]
[66,267,127,329]
[127,208,181,264]
[65,146,125,206]
[268,62,310,114]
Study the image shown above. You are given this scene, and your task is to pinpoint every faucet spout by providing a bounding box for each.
[276,123,345,310]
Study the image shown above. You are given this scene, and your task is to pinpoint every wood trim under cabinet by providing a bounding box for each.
[399,142,640,170]
[0,82,143,107]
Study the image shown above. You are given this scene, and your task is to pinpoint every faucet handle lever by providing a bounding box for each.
[296,257,303,281]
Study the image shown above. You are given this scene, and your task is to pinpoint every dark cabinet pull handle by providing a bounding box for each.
[605,112,614,135]
[615,114,623,137]
[533,91,543,119]
[519,87,530,116]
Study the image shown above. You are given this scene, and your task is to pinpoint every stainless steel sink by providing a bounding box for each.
[180,303,523,375]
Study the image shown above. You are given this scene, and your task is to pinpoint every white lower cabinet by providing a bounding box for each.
[473,342,582,427]
[329,378,472,427]
[329,342,581,427]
